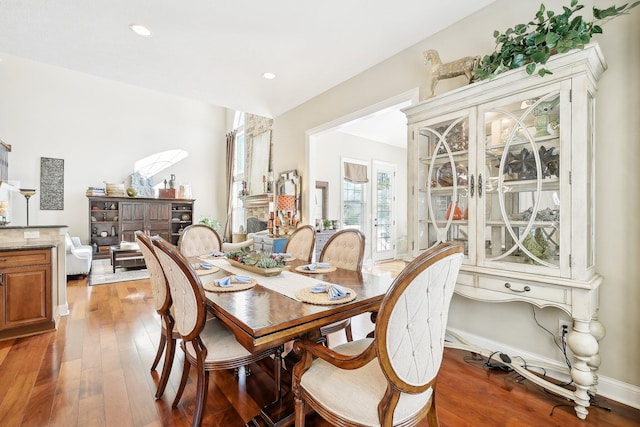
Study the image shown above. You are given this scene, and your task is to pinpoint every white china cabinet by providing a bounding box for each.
[404,44,605,419]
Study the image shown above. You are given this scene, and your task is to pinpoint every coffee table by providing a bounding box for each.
[110,244,145,273]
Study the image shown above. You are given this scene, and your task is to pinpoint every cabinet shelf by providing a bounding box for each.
[484,177,560,193]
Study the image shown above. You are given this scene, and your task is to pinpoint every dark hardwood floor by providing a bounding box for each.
[0,274,638,427]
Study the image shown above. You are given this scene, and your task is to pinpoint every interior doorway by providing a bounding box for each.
[305,89,418,263]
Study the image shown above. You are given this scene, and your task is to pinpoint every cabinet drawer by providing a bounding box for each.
[478,276,568,304]
[0,249,51,268]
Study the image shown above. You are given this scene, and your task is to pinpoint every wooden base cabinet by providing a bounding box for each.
[404,44,605,420]
[88,197,195,257]
[0,248,54,339]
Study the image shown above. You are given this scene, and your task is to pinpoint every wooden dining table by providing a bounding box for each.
[198,257,395,426]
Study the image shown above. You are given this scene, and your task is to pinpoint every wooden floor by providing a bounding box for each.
[0,266,638,426]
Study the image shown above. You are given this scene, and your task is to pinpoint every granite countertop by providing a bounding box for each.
[0,225,68,230]
[0,242,59,251]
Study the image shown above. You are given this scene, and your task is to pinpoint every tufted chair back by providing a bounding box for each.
[375,243,463,400]
[292,242,464,426]
[284,225,316,263]
[153,238,207,341]
[319,229,365,272]
[178,224,222,258]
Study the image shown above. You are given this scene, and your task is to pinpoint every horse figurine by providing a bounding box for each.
[424,49,480,98]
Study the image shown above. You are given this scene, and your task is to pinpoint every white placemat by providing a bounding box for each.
[209,258,333,301]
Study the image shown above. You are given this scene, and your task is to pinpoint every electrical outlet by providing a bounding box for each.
[558,319,572,338]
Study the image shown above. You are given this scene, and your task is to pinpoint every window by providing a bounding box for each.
[342,160,368,230]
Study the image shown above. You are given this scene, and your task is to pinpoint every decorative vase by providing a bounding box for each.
[445,201,462,220]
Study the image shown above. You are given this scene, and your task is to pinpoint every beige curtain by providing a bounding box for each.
[224,130,237,242]
[344,162,369,183]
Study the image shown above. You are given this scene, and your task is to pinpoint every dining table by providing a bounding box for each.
[195,256,395,426]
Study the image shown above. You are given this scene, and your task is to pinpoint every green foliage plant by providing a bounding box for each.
[199,215,221,230]
[472,0,639,81]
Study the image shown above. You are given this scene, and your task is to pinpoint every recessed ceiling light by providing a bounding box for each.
[129,24,152,38]
[263,72,276,80]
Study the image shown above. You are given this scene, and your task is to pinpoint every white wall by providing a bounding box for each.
[0,54,229,240]
[273,0,640,390]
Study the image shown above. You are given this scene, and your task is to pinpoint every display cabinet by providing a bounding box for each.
[88,196,195,257]
[404,44,605,420]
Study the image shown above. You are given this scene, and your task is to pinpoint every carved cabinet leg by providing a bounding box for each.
[566,319,602,419]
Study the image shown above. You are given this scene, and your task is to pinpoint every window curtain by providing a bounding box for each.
[224,130,237,242]
[344,162,369,183]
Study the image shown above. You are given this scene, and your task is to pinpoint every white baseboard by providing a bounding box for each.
[446,327,640,410]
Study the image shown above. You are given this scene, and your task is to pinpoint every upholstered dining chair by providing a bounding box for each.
[292,242,464,427]
[152,238,282,427]
[135,231,179,399]
[178,224,222,258]
[318,229,366,344]
[283,225,316,263]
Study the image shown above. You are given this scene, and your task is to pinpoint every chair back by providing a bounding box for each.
[319,229,365,272]
[283,225,316,263]
[178,224,222,258]
[375,242,463,396]
[135,231,170,314]
[153,238,207,341]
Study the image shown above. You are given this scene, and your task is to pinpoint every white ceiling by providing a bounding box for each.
[0,0,496,118]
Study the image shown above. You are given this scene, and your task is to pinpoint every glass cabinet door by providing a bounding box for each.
[479,86,569,276]
[416,112,474,260]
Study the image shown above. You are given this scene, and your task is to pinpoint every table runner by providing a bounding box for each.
[208,258,334,301]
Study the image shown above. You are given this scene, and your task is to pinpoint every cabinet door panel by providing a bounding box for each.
[148,203,171,222]
[2,266,51,328]
[120,202,145,221]
[478,86,569,277]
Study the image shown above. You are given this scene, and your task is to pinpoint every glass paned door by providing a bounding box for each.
[372,161,395,261]
[416,113,472,259]
[480,88,567,275]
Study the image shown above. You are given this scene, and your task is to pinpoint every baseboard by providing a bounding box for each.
[446,327,640,410]
[57,302,70,317]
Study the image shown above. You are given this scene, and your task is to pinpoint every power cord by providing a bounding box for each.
[530,306,572,370]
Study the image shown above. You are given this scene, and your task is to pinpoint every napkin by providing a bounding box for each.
[328,284,350,300]
[316,262,331,269]
[309,283,350,300]
[233,275,252,284]
[199,262,214,269]
[273,253,292,258]
[302,263,317,271]
[209,251,225,257]
[310,283,328,293]
[213,276,232,287]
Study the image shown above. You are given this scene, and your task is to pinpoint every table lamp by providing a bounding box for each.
[19,188,36,226]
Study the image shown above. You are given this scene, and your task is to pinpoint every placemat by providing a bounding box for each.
[295,286,356,305]
[195,266,220,276]
[203,275,256,292]
[295,265,337,274]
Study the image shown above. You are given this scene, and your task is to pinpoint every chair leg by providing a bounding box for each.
[345,321,353,342]
[272,346,283,403]
[191,367,209,427]
[155,335,176,399]
[294,395,306,427]
[151,331,167,371]
[172,356,191,408]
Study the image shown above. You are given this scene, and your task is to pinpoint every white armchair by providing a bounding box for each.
[65,233,93,276]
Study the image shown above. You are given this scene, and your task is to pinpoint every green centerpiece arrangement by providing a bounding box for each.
[472,0,639,81]
[225,248,289,276]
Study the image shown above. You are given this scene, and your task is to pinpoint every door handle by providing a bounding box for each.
[478,174,483,198]
[470,174,475,198]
